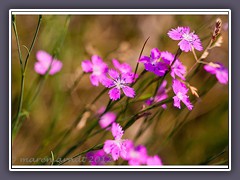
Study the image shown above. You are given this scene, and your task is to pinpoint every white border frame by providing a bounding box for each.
[9,9,231,171]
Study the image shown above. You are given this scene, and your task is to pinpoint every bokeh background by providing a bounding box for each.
[12,14,229,165]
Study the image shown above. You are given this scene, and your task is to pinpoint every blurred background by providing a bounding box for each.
[11,14,229,165]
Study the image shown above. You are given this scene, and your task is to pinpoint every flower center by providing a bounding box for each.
[93,66,101,75]
[177,92,184,100]
[182,33,193,42]
[114,78,124,89]
[115,139,122,148]
[130,150,139,159]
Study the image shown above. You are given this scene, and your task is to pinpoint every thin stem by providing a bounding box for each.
[69,72,85,93]
[133,37,150,81]
[59,144,104,165]
[23,15,42,71]
[12,15,23,72]
[12,15,42,134]
[153,47,182,97]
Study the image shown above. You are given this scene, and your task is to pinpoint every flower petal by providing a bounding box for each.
[103,140,115,154]
[111,122,124,140]
[99,112,116,129]
[108,87,121,100]
[34,62,47,75]
[111,146,120,161]
[101,77,115,88]
[167,27,189,40]
[122,86,135,98]
[91,55,103,65]
[192,34,203,51]
[81,60,93,73]
[151,48,161,60]
[204,64,217,74]
[36,50,52,63]
[146,155,162,165]
[182,96,193,110]
[90,74,99,86]
[139,56,151,63]
[178,40,192,52]
[216,70,228,84]
[108,69,120,79]
[173,96,181,109]
[112,59,121,69]
[49,60,63,75]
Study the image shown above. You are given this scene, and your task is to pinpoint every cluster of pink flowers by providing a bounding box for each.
[33,25,228,167]
[87,120,162,165]
[139,47,193,110]
[82,58,137,101]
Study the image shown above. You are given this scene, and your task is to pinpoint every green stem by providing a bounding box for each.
[12,15,23,72]
[23,15,42,71]
[59,144,104,165]
[12,15,42,136]
[133,37,150,81]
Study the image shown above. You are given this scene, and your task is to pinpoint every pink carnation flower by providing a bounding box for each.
[161,51,186,80]
[99,112,116,129]
[112,59,132,74]
[101,69,136,101]
[34,50,63,75]
[146,155,163,165]
[172,79,193,110]
[168,26,203,52]
[204,62,228,84]
[139,48,169,77]
[81,55,108,86]
[124,140,148,165]
[103,123,128,161]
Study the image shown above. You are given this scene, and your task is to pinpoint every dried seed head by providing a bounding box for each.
[187,84,199,98]
[212,18,222,41]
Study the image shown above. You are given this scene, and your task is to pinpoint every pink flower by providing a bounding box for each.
[139,48,169,77]
[145,80,168,109]
[112,59,138,81]
[81,55,108,86]
[86,150,112,165]
[146,155,163,165]
[101,69,136,101]
[172,79,193,110]
[124,140,148,165]
[34,50,63,75]
[99,112,116,129]
[161,51,186,80]
[103,123,128,161]
[112,59,132,74]
[168,26,203,52]
[204,62,228,84]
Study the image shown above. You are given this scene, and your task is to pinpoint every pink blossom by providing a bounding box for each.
[146,155,163,165]
[172,79,193,110]
[168,26,203,52]
[161,51,186,80]
[81,55,108,86]
[103,123,128,161]
[139,48,168,77]
[124,140,148,165]
[112,59,132,74]
[204,62,228,84]
[99,112,116,129]
[101,69,136,101]
[34,50,62,75]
